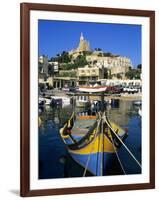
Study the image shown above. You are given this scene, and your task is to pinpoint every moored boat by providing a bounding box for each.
[79,85,107,93]
[60,112,128,176]
[133,100,142,106]
[76,85,107,108]
[39,96,52,106]
[59,87,141,176]
[138,108,142,117]
[76,95,91,108]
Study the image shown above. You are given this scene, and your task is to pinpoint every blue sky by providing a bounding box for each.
[38,20,141,67]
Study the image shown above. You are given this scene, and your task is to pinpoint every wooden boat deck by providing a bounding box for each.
[72,116,96,136]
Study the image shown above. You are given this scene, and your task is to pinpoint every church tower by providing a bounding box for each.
[80,32,84,41]
[69,32,91,58]
[77,33,90,52]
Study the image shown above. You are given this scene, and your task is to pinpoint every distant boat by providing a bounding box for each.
[133,100,142,106]
[79,86,107,93]
[138,108,142,117]
[60,112,128,176]
[39,98,45,109]
[76,85,107,108]
[91,100,107,110]
[76,95,91,108]
[39,96,52,106]
[52,96,70,106]
[51,98,62,106]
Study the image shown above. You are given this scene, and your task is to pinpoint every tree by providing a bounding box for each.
[98,53,103,57]
[38,62,43,73]
[117,73,122,79]
[125,68,141,80]
[61,51,71,63]
[50,51,71,64]
[137,64,142,69]
[104,68,108,79]
[73,55,88,67]
[125,69,136,79]
[95,48,102,51]
[103,52,113,57]
[108,70,112,79]
[48,64,54,77]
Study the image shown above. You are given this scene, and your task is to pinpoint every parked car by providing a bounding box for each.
[123,86,138,94]
[105,86,122,94]
[69,87,76,92]
[113,85,123,93]
[62,87,70,92]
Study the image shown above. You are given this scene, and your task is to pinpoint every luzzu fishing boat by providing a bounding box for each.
[60,86,141,176]
[60,111,128,176]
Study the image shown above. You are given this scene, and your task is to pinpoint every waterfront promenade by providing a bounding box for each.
[43,89,142,101]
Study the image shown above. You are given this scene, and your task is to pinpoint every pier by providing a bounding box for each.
[43,89,142,102]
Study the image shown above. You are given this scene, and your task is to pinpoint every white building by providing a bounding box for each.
[77,65,104,85]
[86,54,132,79]
[48,61,59,73]
[100,79,141,87]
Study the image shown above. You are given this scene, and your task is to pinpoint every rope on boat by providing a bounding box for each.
[109,131,126,175]
[96,112,103,176]
[96,115,101,176]
[82,118,101,177]
[103,115,142,169]
[100,118,104,176]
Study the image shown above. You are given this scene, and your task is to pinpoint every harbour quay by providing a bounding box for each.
[42,88,142,103]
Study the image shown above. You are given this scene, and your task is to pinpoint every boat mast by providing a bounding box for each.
[100,91,105,176]
[101,91,105,112]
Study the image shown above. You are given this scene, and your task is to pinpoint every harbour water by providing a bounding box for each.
[39,100,141,179]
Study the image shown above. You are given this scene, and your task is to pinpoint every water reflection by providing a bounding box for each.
[39,100,141,179]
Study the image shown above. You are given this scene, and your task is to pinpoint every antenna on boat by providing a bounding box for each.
[101,91,105,113]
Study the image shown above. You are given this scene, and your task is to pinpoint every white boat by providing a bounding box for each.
[76,95,90,108]
[52,96,70,105]
[39,97,45,104]
[61,97,70,105]
[79,86,107,93]
[133,100,142,106]
[138,108,142,117]
[39,96,52,106]
[76,85,107,108]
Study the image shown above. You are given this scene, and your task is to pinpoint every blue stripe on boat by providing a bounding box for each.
[69,151,117,176]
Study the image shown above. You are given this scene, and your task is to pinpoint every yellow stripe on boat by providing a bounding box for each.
[60,123,70,139]
[69,132,116,154]
[108,121,125,137]
[60,113,125,154]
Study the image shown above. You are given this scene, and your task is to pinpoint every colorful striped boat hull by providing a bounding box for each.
[60,113,127,176]
[69,151,117,176]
